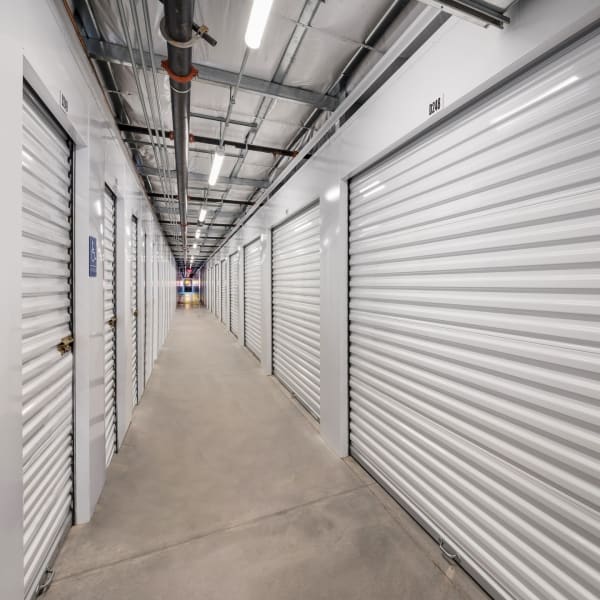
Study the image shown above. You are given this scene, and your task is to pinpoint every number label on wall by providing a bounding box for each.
[428,95,444,116]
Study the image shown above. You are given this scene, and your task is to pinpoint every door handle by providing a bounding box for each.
[108,317,117,328]
[133,309,138,317]
[57,335,74,356]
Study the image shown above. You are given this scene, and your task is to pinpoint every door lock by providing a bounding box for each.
[108,317,117,328]
[57,335,74,355]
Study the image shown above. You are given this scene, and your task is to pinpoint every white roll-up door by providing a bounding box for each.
[272,203,321,419]
[244,238,262,360]
[230,252,240,337]
[348,30,600,600]
[221,258,229,328]
[103,186,117,467]
[22,84,74,600]
[131,215,138,407]
[215,263,221,320]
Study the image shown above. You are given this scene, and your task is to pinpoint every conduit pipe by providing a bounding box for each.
[162,0,194,265]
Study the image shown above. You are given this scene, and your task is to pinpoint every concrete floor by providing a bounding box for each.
[47,307,488,600]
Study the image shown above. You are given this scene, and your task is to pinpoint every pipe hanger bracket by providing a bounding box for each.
[161,59,198,84]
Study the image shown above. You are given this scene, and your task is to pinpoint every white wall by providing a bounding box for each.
[0,1,177,597]
[204,0,600,456]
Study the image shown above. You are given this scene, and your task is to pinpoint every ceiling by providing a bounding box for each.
[71,0,513,273]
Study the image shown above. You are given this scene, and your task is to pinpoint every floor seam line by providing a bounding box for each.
[53,483,371,584]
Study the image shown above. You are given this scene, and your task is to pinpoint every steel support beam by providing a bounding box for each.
[84,38,339,111]
[118,122,297,157]
[148,192,253,206]
[138,165,268,188]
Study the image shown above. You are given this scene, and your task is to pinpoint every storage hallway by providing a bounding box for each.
[1,1,599,600]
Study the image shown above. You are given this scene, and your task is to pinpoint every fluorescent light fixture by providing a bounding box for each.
[208,149,225,186]
[359,180,381,194]
[193,243,197,249]
[198,208,207,222]
[245,0,273,49]
[195,229,200,239]
[363,184,385,198]
[491,75,579,125]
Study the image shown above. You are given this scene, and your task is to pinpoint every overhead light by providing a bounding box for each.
[208,149,225,186]
[198,208,207,222]
[245,0,273,50]
[193,243,197,249]
[195,229,200,239]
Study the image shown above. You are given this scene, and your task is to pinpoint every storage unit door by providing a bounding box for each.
[272,203,321,419]
[22,84,74,600]
[216,263,221,320]
[221,259,229,327]
[244,238,262,360]
[230,252,240,337]
[103,187,117,467]
[131,216,138,406]
[348,30,600,600]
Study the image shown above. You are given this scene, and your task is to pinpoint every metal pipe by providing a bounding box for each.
[163,0,194,266]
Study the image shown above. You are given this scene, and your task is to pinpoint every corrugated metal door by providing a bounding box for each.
[244,238,262,360]
[348,30,600,600]
[221,258,229,328]
[22,84,74,600]
[103,186,117,467]
[131,215,138,406]
[272,203,321,419]
[230,252,240,337]
[215,262,221,320]
[143,233,149,385]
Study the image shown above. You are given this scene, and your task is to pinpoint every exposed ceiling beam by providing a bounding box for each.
[191,111,257,129]
[160,221,233,228]
[138,165,268,188]
[118,122,297,158]
[84,38,339,111]
[148,192,253,206]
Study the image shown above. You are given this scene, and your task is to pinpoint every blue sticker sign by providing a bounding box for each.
[89,236,97,277]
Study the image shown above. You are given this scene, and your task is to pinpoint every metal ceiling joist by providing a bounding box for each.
[84,38,339,111]
[148,192,253,206]
[138,165,268,187]
[419,0,510,28]
[191,111,257,129]
[161,220,232,227]
[118,122,297,157]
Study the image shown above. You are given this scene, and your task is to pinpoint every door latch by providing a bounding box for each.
[36,567,55,595]
[57,335,74,356]
[439,538,460,563]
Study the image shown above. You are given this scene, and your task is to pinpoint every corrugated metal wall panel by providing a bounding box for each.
[272,203,321,419]
[348,30,600,600]
[21,84,74,600]
[103,188,117,467]
[230,252,240,337]
[244,238,262,360]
